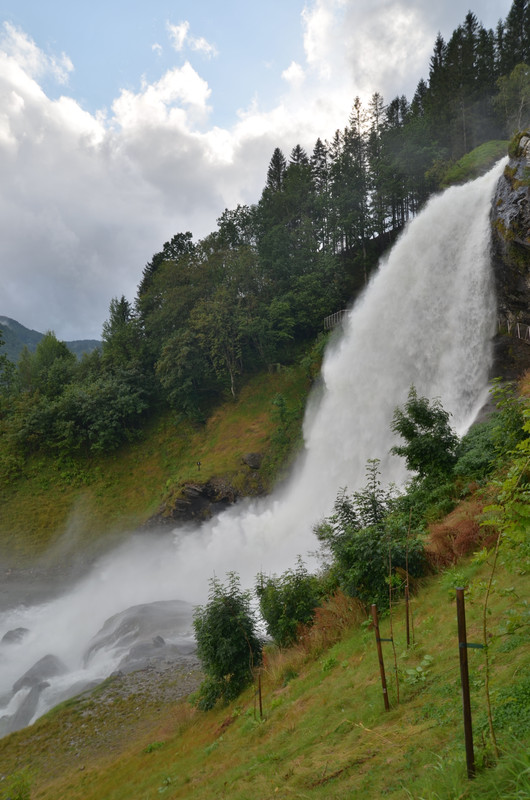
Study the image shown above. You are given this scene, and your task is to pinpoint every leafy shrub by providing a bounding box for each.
[396,475,457,526]
[391,386,459,480]
[315,461,426,608]
[454,416,498,479]
[256,558,321,648]
[193,573,262,710]
[456,381,529,485]
[1,769,31,800]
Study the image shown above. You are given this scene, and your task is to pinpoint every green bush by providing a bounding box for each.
[455,381,527,480]
[193,573,262,710]
[454,416,498,479]
[1,769,31,800]
[315,461,426,608]
[391,386,459,480]
[256,557,321,647]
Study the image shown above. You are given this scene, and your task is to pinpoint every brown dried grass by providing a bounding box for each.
[425,496,497,568]
[263,591,366,685]
[519,368,530,398]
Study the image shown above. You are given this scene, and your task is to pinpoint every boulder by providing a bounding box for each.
[1,627,29,645]
[84,599,194,666]
[8,682,49,733]
[13,654,68,693]
[242,452,263,470]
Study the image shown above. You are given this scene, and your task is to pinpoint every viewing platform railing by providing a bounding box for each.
[499,317,530,346]
[324,309,347,330]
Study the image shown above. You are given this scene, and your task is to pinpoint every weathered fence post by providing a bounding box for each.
[456,587,475,779]
[371,603,390,711]
[405,582,410,648]
[405,521,411,648]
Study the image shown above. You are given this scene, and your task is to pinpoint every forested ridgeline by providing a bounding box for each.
[0,3,529,467]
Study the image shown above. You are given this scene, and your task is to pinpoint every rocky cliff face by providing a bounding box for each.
[490,132,530,380]
[491,132,530,324]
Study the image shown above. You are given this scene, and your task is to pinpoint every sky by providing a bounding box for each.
[0,0,513,341]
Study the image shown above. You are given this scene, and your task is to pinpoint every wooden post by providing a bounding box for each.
[405,520,411,648]
[456,588,475,779]
[258,670,263,719]
[371,604,390,711]
[405,583,410,648]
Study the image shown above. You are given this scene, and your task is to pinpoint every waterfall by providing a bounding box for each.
[0,160,505,734]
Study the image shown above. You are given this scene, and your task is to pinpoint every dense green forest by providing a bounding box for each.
[0,2,529,473]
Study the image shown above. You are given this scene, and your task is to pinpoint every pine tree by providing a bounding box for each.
[265,147,287,192]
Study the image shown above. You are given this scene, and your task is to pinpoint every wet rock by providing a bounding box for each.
[149,479,240,525]
[1,627,29,645]
[13,654,68,693]
[117,641,193,673]
[84,599,194,666]
[491,134,530,326]
[8,681,50,733]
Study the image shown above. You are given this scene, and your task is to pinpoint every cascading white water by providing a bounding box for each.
[0,160,505,733]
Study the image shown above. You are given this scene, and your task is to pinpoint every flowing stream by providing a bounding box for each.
[0,160,505,735]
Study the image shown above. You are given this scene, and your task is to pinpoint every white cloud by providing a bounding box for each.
[112,64,212,130]
[167,21,189,52]
[282,61,305,88]
[1,21,73,84]
[0,10,366,339]
[302,0,345,79]
[0,1,512,339]
[189,35,218,58]
[167,20,217,58]
[340,1,432,100]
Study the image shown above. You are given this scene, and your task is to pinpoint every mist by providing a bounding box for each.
[0,160,504,735]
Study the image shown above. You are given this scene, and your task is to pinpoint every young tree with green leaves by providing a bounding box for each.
[193,573,263,710]
[315,460,425,607]
[256,558,321,648]
[391,386,459,480]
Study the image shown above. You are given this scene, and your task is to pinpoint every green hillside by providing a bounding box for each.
[0,316,100,362]
[0,366,527,800]
[0,360,311,563]
[0,526,528,800]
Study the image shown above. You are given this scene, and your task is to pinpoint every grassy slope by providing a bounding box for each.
[0,553,528,800]
[440,140,509,187]
[0,365,309,563]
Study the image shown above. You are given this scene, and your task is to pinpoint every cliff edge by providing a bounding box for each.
[490,132,530,380]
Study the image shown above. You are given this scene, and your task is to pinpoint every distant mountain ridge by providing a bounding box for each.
[0,316,101,362]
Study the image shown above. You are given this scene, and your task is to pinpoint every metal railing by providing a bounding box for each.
[324,309,347,330]
[499,317,530,345]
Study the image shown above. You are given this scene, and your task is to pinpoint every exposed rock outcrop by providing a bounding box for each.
[490,132,530,380]
[147,468,267,527]
[242,452,263,470]
[149,478,241,526]
[13,654,68,693]
[491,133,530,325]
